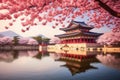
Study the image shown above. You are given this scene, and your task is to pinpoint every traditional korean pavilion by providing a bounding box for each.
[47,21,103,55]
[55,21,101,44]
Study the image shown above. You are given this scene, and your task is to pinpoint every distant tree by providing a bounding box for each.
[32,36,42,44]
[42,38,50,45]
[0,36,13,45]
[13,36,19,45]
[97,31,120,45]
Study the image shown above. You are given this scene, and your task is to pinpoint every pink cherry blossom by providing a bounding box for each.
[0,36,13,45]
[18,38,29,45]
[97,31,120,45]
[27,38,38,45]
[0,0,119,32]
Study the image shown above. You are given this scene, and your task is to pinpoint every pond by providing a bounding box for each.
[0,50,120,80]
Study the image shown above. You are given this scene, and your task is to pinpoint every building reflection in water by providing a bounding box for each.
[50,52,99,76]
[0,50,120,76]
[50,51,120,76]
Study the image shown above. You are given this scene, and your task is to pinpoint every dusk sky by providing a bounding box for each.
[0,16,111,38]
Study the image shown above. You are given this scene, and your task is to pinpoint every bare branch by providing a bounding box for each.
[95,0,120,18]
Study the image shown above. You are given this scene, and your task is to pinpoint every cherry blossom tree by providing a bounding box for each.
[49,37,60,44]
[97,31,120,45]
[0,0,120,32]
[0,36,13,45]
[27,38,38,45]
[18,37,29,45]
[18,37,38,45]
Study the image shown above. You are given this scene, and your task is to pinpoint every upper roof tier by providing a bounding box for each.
[60,21,94,31]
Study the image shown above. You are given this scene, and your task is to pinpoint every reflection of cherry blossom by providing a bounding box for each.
[0,50,39,62]
[96,54,120,70]
[17,51,38,57]
[27,51,38,57]
[97,32,120,45]
[0,51,14,62]
[0,0,119,32]
[49,53,61,60]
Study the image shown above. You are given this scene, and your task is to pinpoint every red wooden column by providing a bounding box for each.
[71,39,73,43]
[63,40,65,43]
[82,38,84,43]
[73,39,75,43]
[62,40,64,44]
[70,39,72,43]
[86,39,88,43]
[76,39,78,43]
[60,40,62,44]
[92,39,94,43]
[79,38,81,43]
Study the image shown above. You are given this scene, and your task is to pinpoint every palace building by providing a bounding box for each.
[47,21,103,55]
[55,21,101,44]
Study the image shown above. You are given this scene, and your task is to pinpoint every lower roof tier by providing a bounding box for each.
[55,32,102,38]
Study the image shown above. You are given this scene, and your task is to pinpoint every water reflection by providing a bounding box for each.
[0,50,120,80]
[50,52,120,76]
[0,50,39,63]
[52,53,99,76]
[0,51,15,63]
[97,53,120,70]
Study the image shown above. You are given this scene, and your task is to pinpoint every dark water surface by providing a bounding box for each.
[0,50,120,80]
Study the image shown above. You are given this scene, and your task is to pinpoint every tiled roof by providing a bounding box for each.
[55,32,102,38]
[60,21,93,31]
[55,32,80,38]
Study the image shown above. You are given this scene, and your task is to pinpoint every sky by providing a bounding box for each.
[0,13,111,38]
[0,19,111,38]
[0,18,65,38]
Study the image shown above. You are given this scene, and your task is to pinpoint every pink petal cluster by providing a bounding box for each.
[97,31,120,45]
[18,38,29,45]
[0,0,119,32]
[18,38,38,45]
[0,36,13,45]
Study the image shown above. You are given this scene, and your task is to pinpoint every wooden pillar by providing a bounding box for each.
[87,39,89,43]
[86,39,87,43]
[71,39,73,43]
[79,38,81,43]
[60,40,62,44]
[82,38,84,43]
[73,39,75,43]
[77,39,79,43]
